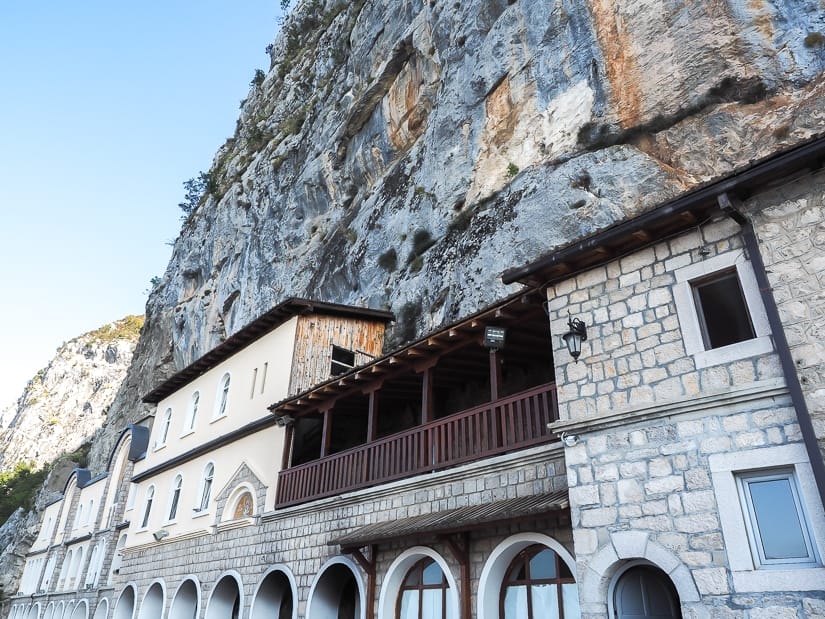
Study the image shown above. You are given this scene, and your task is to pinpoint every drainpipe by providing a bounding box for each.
[719,192,825,511]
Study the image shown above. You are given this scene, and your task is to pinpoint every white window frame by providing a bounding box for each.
[155,408,172,449]
[140,485,155,530]
[737,469,817,567]
[673,251,772,369]
[213,373,231,420]
[194,462,215,515]
[710,443,825,592]
[167,474,183,523]
[182,391,200,436]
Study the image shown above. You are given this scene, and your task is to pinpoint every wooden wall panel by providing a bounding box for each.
[288,316,386,396]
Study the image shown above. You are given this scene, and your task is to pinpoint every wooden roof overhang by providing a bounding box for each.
[502,135,825,288]
[329,490,569,551]
[268,290,548,419]
[143,298,394,404]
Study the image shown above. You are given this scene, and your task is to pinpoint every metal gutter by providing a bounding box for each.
[719,193,825,511]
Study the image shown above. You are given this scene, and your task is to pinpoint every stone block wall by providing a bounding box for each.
[115,443,570,618]
[545,219,782,423]
[750,167,825,460]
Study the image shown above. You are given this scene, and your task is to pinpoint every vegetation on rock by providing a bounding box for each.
[85,315,145,343]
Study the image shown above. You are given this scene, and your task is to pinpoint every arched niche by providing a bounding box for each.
[169,577,201,619]
[251,565,297,619]
[307,556,365,619]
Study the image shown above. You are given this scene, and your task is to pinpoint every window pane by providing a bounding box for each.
[399,591,418,619]
[421,589,443,619]
[531,584,559,616]
[561,583,581,619]
[749,478,809,559]
[421,560,443,585]
[693,272,755,349]
[503,585,528,619]
[529,549,557,580]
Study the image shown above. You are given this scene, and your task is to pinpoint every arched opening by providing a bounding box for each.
[205,574,242,619]
[108,534,128,585]
[43,603,55,619]
[378,548,459,619]
[93,599,110,619]
[25,603,41,619]
[138,581,165,619]
[69,600,89,619]
[251,568,295,619]
[169,578,200,619]
[54,603,65,619]
[308,560,363,619]
[612,564,682,619]
[477,533,580,619]
[113,584,136,619]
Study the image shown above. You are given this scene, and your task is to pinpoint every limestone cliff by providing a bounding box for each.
[0,316,142,473]
[84,0,825,470]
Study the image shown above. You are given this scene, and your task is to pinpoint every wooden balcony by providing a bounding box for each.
[275,382,557,508]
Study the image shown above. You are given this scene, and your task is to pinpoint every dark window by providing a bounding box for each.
[331,345,356,376]
[691,269,755,350]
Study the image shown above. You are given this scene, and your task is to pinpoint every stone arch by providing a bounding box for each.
[138,580,166,619]
[307,556,366,619]
[113,583,137,619]
[222,483,257,522]
[169,577,201,619]
[54,602,65,619]
[204,571,244,619]
[580,532,703,618]
[377,546,459,619]
[43,602,56,619]
[477,532,579,619]
[608,560,683,619]
[69,600,89,619]
[26,602,42,619]
[93,599,109,619]
[251,565,298,619]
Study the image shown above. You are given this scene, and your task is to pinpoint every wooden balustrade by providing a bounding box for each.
[275,382,557,508]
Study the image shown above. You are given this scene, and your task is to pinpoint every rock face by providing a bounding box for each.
[85,0,825,471]
[0,316,142,473]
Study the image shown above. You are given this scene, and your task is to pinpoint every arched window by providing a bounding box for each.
[58,549,73,591]
[215,373,231,418]
[198,463,215,512]
[108,534,127,585]
[69,545,84,590]
[397,558,452,619]
[184,391,200,432]
[76,504,84,530]
[86,499,94,526]
[168,475,183,521]
[157,408,172,447]
[500,545,578,619]
[141,485,155,529]
[86,540,106,587]
[42,554,57,591]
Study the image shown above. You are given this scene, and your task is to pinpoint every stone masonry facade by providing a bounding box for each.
[751,167,825,461]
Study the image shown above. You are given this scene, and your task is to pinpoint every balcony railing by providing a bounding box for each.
[275,382,557,507]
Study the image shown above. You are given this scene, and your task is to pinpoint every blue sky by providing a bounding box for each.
[0,2,283,407]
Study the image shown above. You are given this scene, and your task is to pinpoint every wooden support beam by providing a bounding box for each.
[421,367,433,424]
[632,229,652,242]
[366,391,378,442]
[348,545,376,619]
[441,533,470,619]
[489,349,501,401]
[320,410,331,458]
[281,424,294,470]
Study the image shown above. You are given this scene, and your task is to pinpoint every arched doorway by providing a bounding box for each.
[169,578,200,619]
[69,601,89,619]
[205,574,242,619]
[612,564,682,619]
[93,599,109,619]
[113,584,136,619]
[307,560,364,619]
[138,581,165,619]
[251,568,295,619]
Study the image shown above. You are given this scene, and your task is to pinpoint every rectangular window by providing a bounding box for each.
[737,469,817,567]
[691,269,755,350]
[331,345,356,376]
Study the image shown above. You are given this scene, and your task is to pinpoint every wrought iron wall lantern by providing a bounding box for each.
[562,315,587,362]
